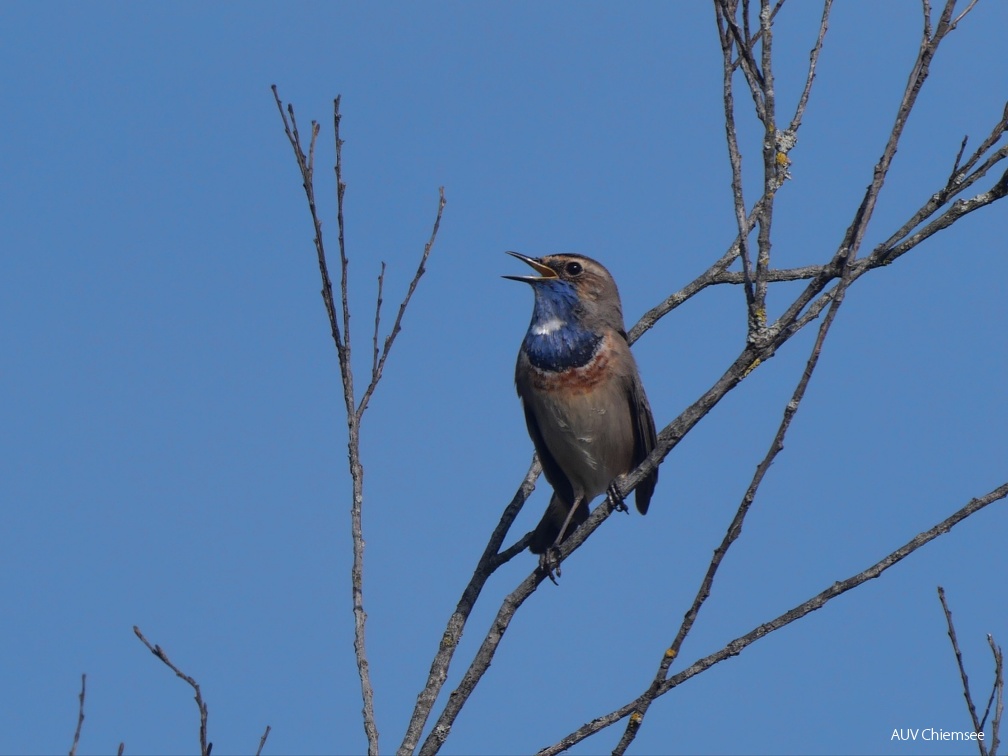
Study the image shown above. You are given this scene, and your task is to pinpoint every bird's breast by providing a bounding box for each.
[526,335,613,394]
[518,331,636,498]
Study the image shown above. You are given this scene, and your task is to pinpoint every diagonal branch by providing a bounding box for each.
[612,235,857,755]
[256,724,272,756]
[540,482,1008,754]
[397,461,539,756]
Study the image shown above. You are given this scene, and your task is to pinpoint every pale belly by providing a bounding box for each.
[527,380,635,501]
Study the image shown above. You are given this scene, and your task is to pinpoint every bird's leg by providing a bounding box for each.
[552,495,585,549]
[538,549,561,584]
[608,479,628,513]
[539,495,586,582]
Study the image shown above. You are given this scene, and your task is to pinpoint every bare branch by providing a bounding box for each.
[371,262,386,382]
[715,2,759,331]
[133,626,210,756]
[357,186,446,420]
[786,0,833,136]
[613,242,857,754]
[986,635,1004,753]
[729,0,786,71]
[419,564,551,756]
[334,97,353,378]
[718,0,768,121]
[255,724,272,756]
[276,89,445,756]
[834,0,966,269]
[271,87,345,363]
[751,0,777,332]
[938,586,988,756]
[69,673,85,756]
[397,460,540,756]
[628,197,766,344]
[712,265,828,284]
[951,0,981,30]
[949,134,970,182]
[541,483,1008,753]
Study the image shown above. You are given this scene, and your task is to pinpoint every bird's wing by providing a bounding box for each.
[628,373,659,514]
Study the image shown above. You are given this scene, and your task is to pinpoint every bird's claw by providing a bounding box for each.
[608,481,629,513]
[538,546,562,584]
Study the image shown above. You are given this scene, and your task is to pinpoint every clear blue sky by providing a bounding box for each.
[2,3,1006,754]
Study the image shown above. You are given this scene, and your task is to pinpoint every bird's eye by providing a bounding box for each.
[564,261,583,276]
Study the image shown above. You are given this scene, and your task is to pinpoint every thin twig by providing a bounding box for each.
[951,0,981,29]
[69,673,85,756]
[729,0,786,71]
[938,586,987,756]
[786,0,833,136]
[754,0,777,328]
[133,626,210,756]
[986,635,1004,754]
[255,724,272,756]
[822,0,963,278]
[950,135,970,183]
[715,1,759,333]
[357,187,446,420]
[719,1,768,120]
[270,86,346,361]
[540,482,1008,754]
[371,262,386,382]
[335,97,353,371]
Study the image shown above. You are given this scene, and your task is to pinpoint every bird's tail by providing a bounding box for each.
[529,493,589,554]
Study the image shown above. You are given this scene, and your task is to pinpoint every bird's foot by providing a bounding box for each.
[538,546,562,584]
[608,480,628,514]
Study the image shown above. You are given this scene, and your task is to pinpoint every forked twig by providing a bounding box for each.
[274,86,445,756]
[938,586,1004,756]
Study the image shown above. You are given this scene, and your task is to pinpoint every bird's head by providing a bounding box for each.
[504,251,625,333]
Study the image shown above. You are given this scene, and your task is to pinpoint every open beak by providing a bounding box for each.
[503,251,557,282]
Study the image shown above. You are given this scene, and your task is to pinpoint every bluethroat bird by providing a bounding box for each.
[505,252,658,578]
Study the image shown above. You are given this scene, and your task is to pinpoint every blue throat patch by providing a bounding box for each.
[523,279,602,372]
